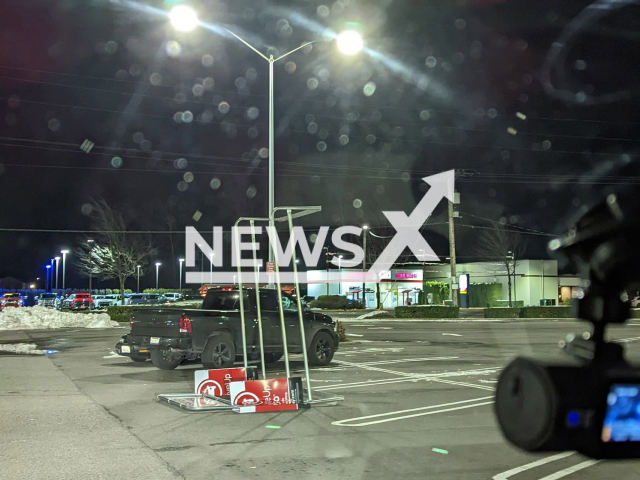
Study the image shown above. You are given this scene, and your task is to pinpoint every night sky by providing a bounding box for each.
[1,0,639,289]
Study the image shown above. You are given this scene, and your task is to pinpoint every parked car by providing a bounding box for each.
[127,294,166,305]
[37,293,59,309]
[162,292,183,303]
[116,288,339,370]
[0,293,24,310]
[60,294,75,309]
[70,292,93,311]
[94,294,124,309]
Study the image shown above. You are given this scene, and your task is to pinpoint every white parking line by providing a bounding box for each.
[614,336,640,343]
[492,452,575,480]
[431,378,495,392]
[346,333,364,337]
[537,460,600,480]
[332,396,494,427]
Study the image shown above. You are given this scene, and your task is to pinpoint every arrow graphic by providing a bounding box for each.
[368,170,455,278]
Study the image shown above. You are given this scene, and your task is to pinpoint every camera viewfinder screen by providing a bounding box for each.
[602,384,640,442]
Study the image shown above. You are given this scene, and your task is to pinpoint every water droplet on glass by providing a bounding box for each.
[339,135,349,145]
[420,110,430,121]
[317,141,327,152]
[425,56,437,68]
[202,54,214,67]
[248,127,258,139]
[150,72,163,86]
[182,111,193,123]
[285,61,297,74]
[132,132,144,143]
[105,40,118,54]
[218,102,230,114]
[454,19,466,30]
[210,177,221,190]
[366,134,376,144]
[166,40,182,58]
[307,78,319,90]
[259,148,269,158]
[174,158,188,169]
[81,203,93,215]
[246,107,260,120]
[48,118,60,131]
[246,186,257,198]
[111,157,123,168]
[177,181,189,192]
[192,84,205,96]
[352,199,363,208]
[401,172,411,182]
[183,172,194,183]
[363,82,376,97]
[317,5,330,17]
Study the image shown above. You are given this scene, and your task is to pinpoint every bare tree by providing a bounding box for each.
[76,199,155,304]
[475,224,527,307]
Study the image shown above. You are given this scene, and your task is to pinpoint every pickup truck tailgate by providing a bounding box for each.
[131,309,182,337]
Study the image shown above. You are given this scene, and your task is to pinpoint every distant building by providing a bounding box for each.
[0,277,27,290]
[306,260,581,308]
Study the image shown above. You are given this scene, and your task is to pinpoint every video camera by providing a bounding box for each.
[494,189,640,459]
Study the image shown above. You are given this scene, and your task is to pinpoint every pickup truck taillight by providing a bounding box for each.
[179,315,192,333]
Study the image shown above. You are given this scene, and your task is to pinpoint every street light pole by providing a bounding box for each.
[168,9,363,290]
[209,253,214,284]
[61,250,69,290]
[338,255,343,295]
[46,265,51,291]
[155,262,161,292]
[362,225,368,308]
[87,239,95,292]
[55,256,60,290]
[179,258,184,291]
[136,265,141,293]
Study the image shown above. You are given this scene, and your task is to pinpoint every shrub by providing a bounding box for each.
[106,306,134,323]
[347,300,363,310]
[309,295,349,310]
[519,306,574,318]
[484,307,521,318]
[469,283,503,308]
[419,281,450,305]
[395,305,459,318]
[493,300,525,308]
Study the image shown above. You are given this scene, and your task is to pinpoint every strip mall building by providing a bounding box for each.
[306,260,580,309]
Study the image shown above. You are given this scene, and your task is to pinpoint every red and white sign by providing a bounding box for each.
[229,377,304,413]
[266,261,275,274]
[194,367,257,399]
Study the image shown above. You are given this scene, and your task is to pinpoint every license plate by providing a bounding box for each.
[150,337,160,345]
[121,345,131,353]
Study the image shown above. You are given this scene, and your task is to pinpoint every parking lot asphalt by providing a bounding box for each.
[3,318,640,480]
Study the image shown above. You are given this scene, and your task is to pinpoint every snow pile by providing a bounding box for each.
[356,310,394,320]
[0,343,45,355]
[0,307,119,330]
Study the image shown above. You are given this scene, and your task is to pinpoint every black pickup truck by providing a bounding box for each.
[116,288,339,370]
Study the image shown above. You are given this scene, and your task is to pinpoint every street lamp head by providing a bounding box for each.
[169,5,199,32]
[339,255,344,259]
[55,256,60,261]
[87,239,94,243]
[137,265,141,268]
[61,250,69,255]
[336,30,363,55]
[46,265,51,269]
[362,225,369,230]
[179,258,185,263]
[155,262,162,267]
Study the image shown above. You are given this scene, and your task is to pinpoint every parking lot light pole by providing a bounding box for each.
[136,265,141,293]
[362,225,368,308]
[338,255,343,295]
[60,250,69,290]
[55,256,60,290]
[209,253,214,284]
[168,7,363,289]
[155,262,161,292]
[179,258,184,291]
[46,265,51,291]
[87,239,95,292]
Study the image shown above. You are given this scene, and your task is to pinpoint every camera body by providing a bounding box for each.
[496,351,640,459]
[494,190,640,459]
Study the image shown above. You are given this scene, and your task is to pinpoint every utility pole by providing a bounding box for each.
[448,199,458,307]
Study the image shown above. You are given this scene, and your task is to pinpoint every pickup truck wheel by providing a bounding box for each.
[308,332,335,366]
[150,349,183,370]
[264,352,283,364]
[202,334,236,369]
